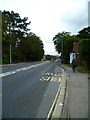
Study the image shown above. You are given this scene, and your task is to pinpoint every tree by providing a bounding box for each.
[17,32,44,61]
[2,10,31,63]
[45,55,52,60]
[25,33,44,61]
[53,31,71,54]
[77,27,90,69]
[52,31,80,63]
[79,39,90,70]
[77,26,90,39]
[63,35,80,63]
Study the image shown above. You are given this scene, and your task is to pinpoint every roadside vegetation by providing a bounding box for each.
[2,10,44,64]
[2,10,90,72]
[52,27,90,72]
[76,66,88,73]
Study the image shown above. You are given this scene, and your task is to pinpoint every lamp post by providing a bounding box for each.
[61,38,63,64]
[9,25,12,64]
[62,39,63,55]
[10,44,12,64]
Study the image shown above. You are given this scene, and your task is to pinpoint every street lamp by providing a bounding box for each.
[62,39,63,55]
[61,38,63,64]
[9,25,12,64]
[10,43,12,64]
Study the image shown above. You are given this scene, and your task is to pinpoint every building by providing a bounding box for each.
[72,42,80,64]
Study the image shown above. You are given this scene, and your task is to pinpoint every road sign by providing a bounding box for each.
[70,53,76,63]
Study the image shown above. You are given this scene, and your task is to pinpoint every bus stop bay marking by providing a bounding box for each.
[40,72,62,83]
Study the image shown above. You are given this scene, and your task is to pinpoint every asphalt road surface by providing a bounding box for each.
[2,61,62,118]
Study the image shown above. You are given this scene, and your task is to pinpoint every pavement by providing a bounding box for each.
[51,64,88,119]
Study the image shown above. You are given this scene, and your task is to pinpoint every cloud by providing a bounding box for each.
[43,41,58,55]
[0,0,89,55]
[59,0,89,34]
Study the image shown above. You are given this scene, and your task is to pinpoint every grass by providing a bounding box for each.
[65,64,90,80]
[65,64,71,67]
[65,64,89,73]
[76,66,88,73]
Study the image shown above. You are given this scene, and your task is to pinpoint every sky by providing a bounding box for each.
[0,0,89,55]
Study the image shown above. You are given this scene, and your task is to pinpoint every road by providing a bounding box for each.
[1,61,62,118]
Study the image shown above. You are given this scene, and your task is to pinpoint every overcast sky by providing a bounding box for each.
[0,0,89,55]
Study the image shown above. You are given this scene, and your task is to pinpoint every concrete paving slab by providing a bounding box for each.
[61,65,88,119]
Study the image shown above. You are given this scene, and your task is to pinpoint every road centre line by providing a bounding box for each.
[0,62,48,78]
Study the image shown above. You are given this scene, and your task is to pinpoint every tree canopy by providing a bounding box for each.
[52,26,90,68]
[52,31,80,63]
[79,39,90,62]
[2,10,44,64]
[53,31,71,54]
[77,27,90,39]
[78,27,90,69]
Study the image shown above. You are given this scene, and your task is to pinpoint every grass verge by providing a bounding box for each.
[76,66,88,73]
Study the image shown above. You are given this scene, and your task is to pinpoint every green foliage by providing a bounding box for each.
[63,36,80,63]
[53,31,71,53]
[78,27,90,69]
[52,26,90,68]
[45,55,52,60]
[53,31,80,63]
[25,33,44,61]
[2,10,31,63]
[77,27,90,39]
[45,55,59,61]
[2,10,44,64]
[13,32,44,62]
[79,39,90,63]
[76,66,88,73]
